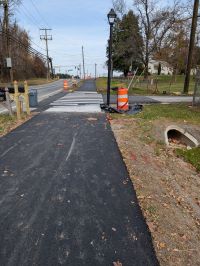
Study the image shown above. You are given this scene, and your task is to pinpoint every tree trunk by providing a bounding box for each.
[144,42,149,79]
[144,59,149,79]
[124,69,129,77]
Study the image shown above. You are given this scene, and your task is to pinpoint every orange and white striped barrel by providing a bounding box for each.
[63,80,68,90]
[117,87,129,111]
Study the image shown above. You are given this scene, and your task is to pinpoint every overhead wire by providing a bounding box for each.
[0,30,47,60]
[15,5,40,29]
[20,2,42,28]
[29,0,51,28]
[15,4,50,55]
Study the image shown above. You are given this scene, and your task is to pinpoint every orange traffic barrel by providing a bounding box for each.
[117,87,129,111]
[63,80,68,90]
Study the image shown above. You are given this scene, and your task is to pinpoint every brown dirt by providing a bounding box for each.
[110,117,200,266]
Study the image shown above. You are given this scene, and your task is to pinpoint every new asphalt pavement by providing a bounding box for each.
[0,80,159,266]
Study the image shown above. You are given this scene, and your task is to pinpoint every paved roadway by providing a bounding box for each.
[29,79,65,102]
[0,79,70,114]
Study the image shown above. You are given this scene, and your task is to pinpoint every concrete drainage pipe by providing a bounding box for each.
[165,125,199,148]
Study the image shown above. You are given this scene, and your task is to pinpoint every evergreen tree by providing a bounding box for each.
[110,10,143,77]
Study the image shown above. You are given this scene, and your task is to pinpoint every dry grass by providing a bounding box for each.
[96,75,195,95]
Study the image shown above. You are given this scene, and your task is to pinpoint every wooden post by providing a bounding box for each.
[24,80,30,115]
[14,80,21,120]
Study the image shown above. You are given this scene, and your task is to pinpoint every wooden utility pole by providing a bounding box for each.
[1,0,13,83]
[79,64,82,79]
[49,57,54,78]
[82,46,86,80]
[95,63,97,79]
[40,28,52,81]
[184,0,199,94]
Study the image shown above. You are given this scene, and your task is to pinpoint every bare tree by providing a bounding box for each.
[133,0,182,77]
[0,0,47,81]
[112,0,127,18]
[184,0,199,94]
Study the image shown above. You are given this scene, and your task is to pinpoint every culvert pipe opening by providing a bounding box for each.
[165,126,199,148]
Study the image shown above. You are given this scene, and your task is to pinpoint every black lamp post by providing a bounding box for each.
[107,8,117,106]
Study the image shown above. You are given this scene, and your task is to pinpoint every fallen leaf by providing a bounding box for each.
[87,117,97,121]
[106,115,112,121]
[130,152,137,161]
[57,143,64,147]
[113,261,122,266]
[157,242,166,249]
[147,222,157,233]
[171,233,177,237]
[138,195,145,200]
[162,203,169,208]
[181,234,187,241]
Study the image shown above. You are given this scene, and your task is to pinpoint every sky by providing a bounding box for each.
[13,0,132,77]
[13,0,177,77]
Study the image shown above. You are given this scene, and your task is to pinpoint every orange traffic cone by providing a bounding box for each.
[117,88,129,111]
[63,80,69,90]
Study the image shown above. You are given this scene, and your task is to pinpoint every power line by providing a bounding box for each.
[14,9,49,54]
[29,0,50,28]
[29,38,47,52]
[15,8,39,29]
[54,64,102,67]
[20,3,42,28]
[0,30,47,60]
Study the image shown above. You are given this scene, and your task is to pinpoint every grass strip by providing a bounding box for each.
[176,148,200,172]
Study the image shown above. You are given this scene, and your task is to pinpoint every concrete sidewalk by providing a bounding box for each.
[0,81,159,266]
[102,94,193,104]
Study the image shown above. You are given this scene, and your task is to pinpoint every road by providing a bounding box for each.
[29,79,67,102]
[0,79,69,114]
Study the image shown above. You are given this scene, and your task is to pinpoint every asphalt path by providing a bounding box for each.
[0,80,159,266]
[77,79,96,92]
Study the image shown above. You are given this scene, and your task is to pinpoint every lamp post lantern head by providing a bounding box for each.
[107,8,117,25]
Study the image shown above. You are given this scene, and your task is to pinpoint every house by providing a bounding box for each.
[148,60,173,75]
